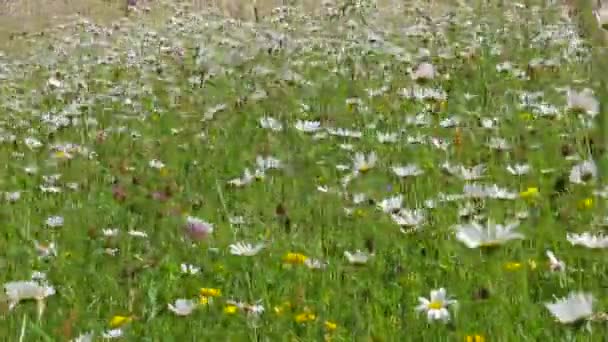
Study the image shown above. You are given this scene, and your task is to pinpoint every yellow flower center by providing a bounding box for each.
[224,305,238,315]
[428,301,443,310]
[358,164,370,172]
[200,288,221,297]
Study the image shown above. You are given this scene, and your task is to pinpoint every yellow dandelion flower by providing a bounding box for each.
[109,315,133,328]
[519,187,539,200]
[354,208,367,217]
[324,320,338,331]
[578,197,594,210]
[294,312,316,323]
[504,262,523,271]
[224,304,238,315]
[199,296,211,305]
[200,288,221,297]
[519,112,534,121]
[283,252,308,264]
[465,334,485,342]
[528,259,537,270]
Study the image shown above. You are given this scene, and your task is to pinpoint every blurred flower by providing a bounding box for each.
[465,335,485,342]
[229,242,265,256]
[504,262,522,271]
[546,250,566,272]
[200,288,221,297]
[283,252,308,265]
[184,216,214,241]
[168,299,196,316]
[454,220,524,248]
[344,250,372,265]
[545,292,594,324]
[567,232,608,249]
[578,197,594,210]
[519,187,539,200]
[324,320,338,331]
[109,315,133,328]
[295,312,316,323]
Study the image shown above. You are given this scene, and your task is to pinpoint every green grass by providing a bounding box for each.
[0,0,607,341]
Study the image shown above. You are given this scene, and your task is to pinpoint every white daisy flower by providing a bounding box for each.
[294,120,321,133]
[4,191,21,202]
[569,160,597,184]
[352,152,377,174]
[228,168,254,187]
[102,329,123,339]
[566,232,608,249]
[149,159,165,169]
[507,164,531,176]
[546,250,566,272]
[102,228,119,237]
[391,208,426,228]
[180,263,201,275]
[377,195,403,213]
[304,258,327,270]
[567,89,599,117]
[168,299,197,316]
[34,241,57,259]
[71,332,94,342]
[24,137,43,149]
[45,216,64,228]
[256,156,282,171]
[4,280,56,318]
[377,132,399,144]
[454,220,524,248]
[416,288,457,323]
[344,250,372,265]
[545,292,594,324]
[128,230,148,238]
[411,62,436,81]
[392,164,424,178]
[327,127,362,138]
[487,137,511,150]
[229,242,265,256]
[259,116,283,131]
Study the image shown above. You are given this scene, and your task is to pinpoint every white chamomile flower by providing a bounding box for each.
[4,280,56,318]
[546,250,566,272]
[229,241,265,256]
[416,288,457,323]
[507,164,531,176]
[454,220,524,248]
[344,250,372,265]
[45,216,64,228]
[391,208,426,228]
[294,120,321,133]
[566,232,608,249]
[352,152,377,174]
[377,195,403,213]
[180,263,201,275]
[149,159,165,169]
[103,228,119,237]
[487,137,511,150]
[377,132,399,143]
[128,230,148,238]
[228,168,254,187]
[102,329,123,339]
[567,89,599,117]
[168,299,197,316]
[545,292,594,324]
[392,164,424,178]
[259,116,283,131]
[24,137,43,149]
[256,155,282,171]
[71,332,94,342]
[411,62,436,81]
[569,160,597,184]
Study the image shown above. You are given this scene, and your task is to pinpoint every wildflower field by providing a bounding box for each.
[0,0,607,340]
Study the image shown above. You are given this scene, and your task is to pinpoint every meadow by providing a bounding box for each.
[0,0,607,340]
